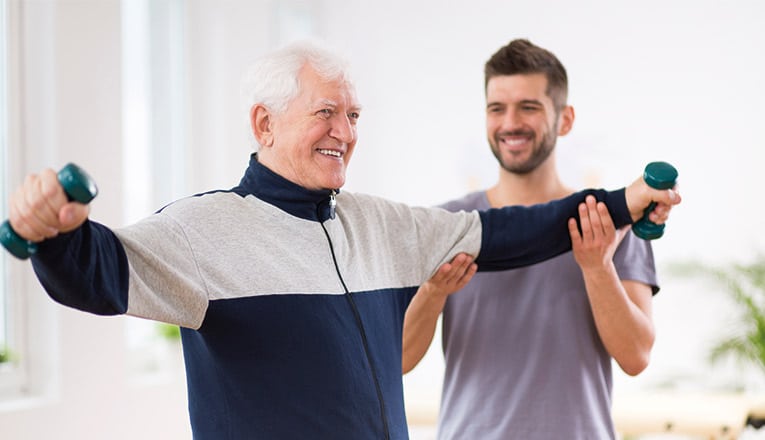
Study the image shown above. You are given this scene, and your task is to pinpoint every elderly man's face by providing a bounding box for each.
[260,64,361,191]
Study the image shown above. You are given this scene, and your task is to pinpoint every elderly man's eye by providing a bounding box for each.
[348,111,360,121]
[317,109,333,117]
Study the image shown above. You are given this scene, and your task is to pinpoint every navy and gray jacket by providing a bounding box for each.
[31,154,632,439]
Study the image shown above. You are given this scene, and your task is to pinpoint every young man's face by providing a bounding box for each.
[261,64,361,191]
[485,73,571,174]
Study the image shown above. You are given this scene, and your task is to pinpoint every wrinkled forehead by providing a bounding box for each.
[298,65,361,110]
[340,80,361,109]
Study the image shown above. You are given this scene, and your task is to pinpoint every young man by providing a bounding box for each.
[403,39,661,439]
[7,41,677,439]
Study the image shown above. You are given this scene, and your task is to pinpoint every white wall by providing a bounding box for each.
[320,0,765,412]
[1,0,764,438]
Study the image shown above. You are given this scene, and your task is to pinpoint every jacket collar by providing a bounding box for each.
[234,154,337,222]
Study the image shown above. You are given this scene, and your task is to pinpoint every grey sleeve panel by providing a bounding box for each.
[330,193,483,290]
[115,212,209,329]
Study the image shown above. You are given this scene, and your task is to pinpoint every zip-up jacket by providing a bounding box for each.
[31,154,632,439]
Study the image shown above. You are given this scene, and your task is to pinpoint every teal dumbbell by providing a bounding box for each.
[0,163,98,259]
[632,161,678,240]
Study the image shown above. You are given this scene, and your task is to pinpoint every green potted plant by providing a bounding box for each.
[156,322,181,341]
[147,322,183,373]
[672,256,765,373]
[669,255,765,373]
[669,255,765,429]
[0,345,14,369]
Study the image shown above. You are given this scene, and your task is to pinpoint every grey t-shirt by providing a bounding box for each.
[437,191,658,440]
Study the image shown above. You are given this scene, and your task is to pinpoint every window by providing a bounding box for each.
[0,0,8,367]
[121,0,188,377]
[0,0,23,396]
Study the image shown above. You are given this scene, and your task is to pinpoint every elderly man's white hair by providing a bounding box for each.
[240,40,354,149]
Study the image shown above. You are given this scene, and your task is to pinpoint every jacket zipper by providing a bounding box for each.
[320,197,391,440]
[329,190,337,220]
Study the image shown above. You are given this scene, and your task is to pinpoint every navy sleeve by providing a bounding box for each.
[476,188,630,271]
[30,219,130,315]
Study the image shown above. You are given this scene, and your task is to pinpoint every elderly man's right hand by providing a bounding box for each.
[8,168,90,242]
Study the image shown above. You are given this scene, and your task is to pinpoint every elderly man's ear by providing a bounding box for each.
[251,104,274,147]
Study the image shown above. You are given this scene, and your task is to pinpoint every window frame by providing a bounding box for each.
[0,0,31,399]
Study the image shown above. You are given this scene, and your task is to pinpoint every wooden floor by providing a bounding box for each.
[613,391,765,439]
[407,391,765,440]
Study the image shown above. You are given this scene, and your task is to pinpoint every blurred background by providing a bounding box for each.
[0,0,763,438]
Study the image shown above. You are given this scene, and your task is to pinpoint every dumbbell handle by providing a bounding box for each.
[0,163,98,259]
[632,161,678,240]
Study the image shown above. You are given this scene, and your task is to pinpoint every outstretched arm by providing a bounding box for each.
[568,197,655,375]
[402,253,476,374]
[476,173,681,272]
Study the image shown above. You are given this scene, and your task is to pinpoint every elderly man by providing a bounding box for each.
[7,41,679,439]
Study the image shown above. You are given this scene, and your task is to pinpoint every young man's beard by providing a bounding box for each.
[490,128,558,175]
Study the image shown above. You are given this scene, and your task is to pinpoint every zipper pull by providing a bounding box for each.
[329,190,337,220]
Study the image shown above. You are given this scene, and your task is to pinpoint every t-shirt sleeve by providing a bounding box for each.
[614,230,659,294]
